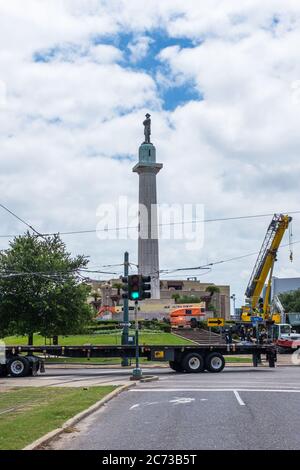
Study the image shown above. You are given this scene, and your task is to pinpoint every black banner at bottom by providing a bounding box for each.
[0,450,298,466]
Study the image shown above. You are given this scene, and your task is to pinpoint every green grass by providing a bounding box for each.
[0,386,115,450]
[4,331,192,346]
[224,356,252,363]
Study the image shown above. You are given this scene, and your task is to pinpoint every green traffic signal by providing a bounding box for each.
[126,274,152,301]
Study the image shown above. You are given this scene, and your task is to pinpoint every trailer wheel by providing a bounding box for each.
[7,356,30,377]
[169,361,185,372]
[183,353,205,373]
[205,353,225,373]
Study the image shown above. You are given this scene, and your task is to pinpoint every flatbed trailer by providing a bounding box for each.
[0,342,277,377]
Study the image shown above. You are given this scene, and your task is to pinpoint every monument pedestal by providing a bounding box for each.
[133,142,162,300]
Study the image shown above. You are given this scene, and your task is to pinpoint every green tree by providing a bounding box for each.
[171,293,180,303]
[112,282,123,306]
[0,232,93,344]
[205,285,220,297]
[279,289,300,312]
[173,294,201,304]
[203,285,220,317]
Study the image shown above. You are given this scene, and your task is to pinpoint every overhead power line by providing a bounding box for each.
[157,239,300,275]
[0,209,300,239]
[0,202,46,239]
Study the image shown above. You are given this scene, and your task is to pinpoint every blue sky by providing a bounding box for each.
[33,31,201,111]
[1,1,300,309]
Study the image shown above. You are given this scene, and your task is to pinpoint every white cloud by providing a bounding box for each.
[1,1,300,309]
[89,44,123,63]
[128,36,153,63]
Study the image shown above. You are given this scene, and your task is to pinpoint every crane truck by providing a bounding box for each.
[239,213,300,352]
[241,213,292,324]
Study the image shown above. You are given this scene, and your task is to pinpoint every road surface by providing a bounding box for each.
[47,367,300,450]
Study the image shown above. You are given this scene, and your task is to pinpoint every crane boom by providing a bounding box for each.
[242,214,291,322]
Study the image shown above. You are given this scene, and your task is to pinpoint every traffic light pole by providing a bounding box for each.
[132,300,142,380]
[121,251,129,367]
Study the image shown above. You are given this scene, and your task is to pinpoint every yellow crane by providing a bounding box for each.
[241,214,292,323]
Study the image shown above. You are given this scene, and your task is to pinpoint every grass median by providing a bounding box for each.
[4,331,192,346]
[0,386,115,450]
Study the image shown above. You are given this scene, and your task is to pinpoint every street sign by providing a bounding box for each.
[251,316,263,323]
[120,322,132,327]
[207,318,225,327]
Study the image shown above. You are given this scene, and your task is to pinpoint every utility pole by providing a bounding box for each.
[121,252,129,366]
[132,300,142,380]
[230,294,236,317]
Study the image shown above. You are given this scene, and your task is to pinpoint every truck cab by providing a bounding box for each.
[273,323,300,352]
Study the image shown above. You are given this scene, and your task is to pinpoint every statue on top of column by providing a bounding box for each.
[143,113,151,144]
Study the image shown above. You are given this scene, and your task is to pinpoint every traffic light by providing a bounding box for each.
[140,275,151,299]
[128,274,141,301]
[127,275,152,301]
[121,276,128,299]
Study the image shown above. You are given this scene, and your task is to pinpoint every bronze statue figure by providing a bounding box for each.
[143,113,151,143]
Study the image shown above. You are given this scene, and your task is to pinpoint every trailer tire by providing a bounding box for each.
[205,352,225,373]
[7,356,30,377]
[183,353,205,373]
[169,361,185,372]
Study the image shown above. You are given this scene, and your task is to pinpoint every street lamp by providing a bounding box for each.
[230,294,236,317]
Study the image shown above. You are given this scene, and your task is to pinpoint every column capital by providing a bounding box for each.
[132,162,163,175]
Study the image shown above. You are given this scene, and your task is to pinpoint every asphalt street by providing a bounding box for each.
[48,367,300,450]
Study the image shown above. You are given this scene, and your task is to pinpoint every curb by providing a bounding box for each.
[23,382,137,450]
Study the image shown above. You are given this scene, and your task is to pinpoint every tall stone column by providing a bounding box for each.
[132,116,162,299]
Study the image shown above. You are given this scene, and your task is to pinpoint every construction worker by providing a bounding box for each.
[240,326,246,341]
[246,329,253,342]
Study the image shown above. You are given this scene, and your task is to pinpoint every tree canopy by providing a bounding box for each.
[0,232,92,341]
[279,289,300,313]
[172,294,201,304]
[205,285,220,296]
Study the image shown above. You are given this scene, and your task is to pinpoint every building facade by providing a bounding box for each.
[272,276,300,297]
[86,278,231,321]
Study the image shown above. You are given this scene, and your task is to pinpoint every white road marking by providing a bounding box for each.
[169,397,195,405]
[131,388,300,393]
[129,404,140,410]
[233,390,245,406]
[200,398,208,401]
